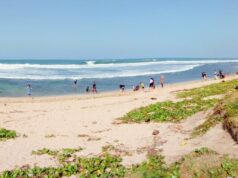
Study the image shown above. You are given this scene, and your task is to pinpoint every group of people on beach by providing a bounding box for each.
[25,68,231,96]
[130,75,164,92]
[26,68,231,96]
[74,75,165,94]
[26,75,165,96]
[26,80,98,96]
[132,78,155,91]
[202,70,226,80]
[74,80,97,93]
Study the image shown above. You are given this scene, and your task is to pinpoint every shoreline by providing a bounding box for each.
[1,74,237,102]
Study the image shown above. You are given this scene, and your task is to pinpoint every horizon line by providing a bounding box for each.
[0,57,238,60]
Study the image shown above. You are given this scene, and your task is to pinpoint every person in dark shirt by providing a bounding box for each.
[92,81,97,93]
[149,78,155,89]
[86,86,90,93]
[119,84,125,92]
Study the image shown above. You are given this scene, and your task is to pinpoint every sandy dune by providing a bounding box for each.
[0,76,238,171]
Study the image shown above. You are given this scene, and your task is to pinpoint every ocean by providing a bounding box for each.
[0,58,238,97]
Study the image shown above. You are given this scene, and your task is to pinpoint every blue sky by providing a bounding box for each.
[0,0,237,59]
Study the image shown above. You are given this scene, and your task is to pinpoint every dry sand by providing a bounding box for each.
[1,76,238,171]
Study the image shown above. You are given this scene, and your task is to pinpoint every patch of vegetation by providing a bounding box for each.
[0,154,126,178]
[121,99,218,123]
[126,147,238,178]
[32,148,59,157]
[177,79,238,99]
[126,155,180,178]
[194,147,216,155]
[177,147,238,178]
[192,115,223,137]
[191,102,225,137]
[32,147,83,163]
[58,148,83,163]
[0,128,17,141]
[2,148,238,178]
[191,91,238,139]
[223,92,238,142]
[224,92,238,118]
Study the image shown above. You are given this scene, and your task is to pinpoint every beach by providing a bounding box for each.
[2,1,238,176]
[1,75,238,172]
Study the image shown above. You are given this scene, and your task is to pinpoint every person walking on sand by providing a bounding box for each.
[92,81,97,93]
[160,75,164,88]
[26,84,32,96]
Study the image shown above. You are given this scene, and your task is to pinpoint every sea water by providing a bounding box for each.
[0,58,238,96]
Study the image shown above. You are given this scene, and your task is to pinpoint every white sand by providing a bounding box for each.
[0,76,238,171]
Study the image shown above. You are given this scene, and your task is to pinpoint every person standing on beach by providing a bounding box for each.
[219,70,225,79]
[86,86,90,93]
[133,85,140,91]
[26,84,32,96]
[160,75,164,88]
[201,72,207,80]
[92,81,97,93]
[214,71,218,80]
[149,78,155,89]
[73,80,78,91]
[219,70,223,79]
[119,84,125,92]
[140,82,145,90]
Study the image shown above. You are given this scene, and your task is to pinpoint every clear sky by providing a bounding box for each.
[0,0,237,59]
